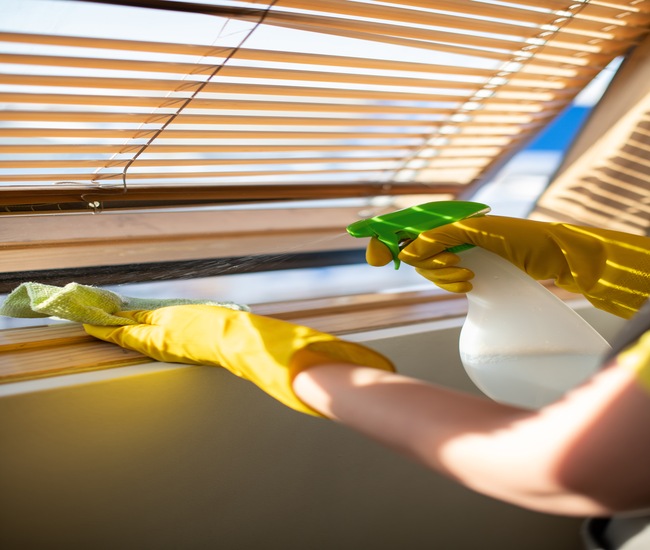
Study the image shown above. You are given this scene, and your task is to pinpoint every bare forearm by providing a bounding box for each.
[293,363,516,466]
[292,362,650,516]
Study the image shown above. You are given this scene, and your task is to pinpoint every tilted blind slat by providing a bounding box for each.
[0,94,461,115]
[0,31,617,76]
[0,156,412,169]
[0,143,418,154]
[0,92,567,113]
[0,166,449,183]
[0,53,594,90]
[0,62,501,91]
[0,128,436,139]
[1,51,504,78]
[0,111,448,126]
[378,0,650,26]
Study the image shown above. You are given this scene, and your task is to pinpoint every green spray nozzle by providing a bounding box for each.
[346,200,491,269]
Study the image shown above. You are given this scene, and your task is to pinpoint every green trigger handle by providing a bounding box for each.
[346,201,491,269]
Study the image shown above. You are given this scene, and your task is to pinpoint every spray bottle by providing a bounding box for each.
[347,201,611,409]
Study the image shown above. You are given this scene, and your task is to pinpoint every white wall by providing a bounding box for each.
[0,300,624,549]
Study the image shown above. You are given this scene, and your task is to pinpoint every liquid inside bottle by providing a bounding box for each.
[457,247,611,409]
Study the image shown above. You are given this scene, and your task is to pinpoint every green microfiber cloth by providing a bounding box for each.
[0,282,249,326]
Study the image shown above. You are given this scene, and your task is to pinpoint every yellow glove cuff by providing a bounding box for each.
[616,330,650,395]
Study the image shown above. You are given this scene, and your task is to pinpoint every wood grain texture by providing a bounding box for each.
[0,283,577,384]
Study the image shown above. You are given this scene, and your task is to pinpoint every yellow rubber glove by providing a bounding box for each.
[368,216,650,319]
[617,329,650,394]
[84,305,394,416]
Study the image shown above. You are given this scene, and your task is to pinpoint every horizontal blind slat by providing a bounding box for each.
[0,93,458,113]
[0,53,594,89]
[379,0,650,26]
[0,111,450,126]
[0,143,419,154]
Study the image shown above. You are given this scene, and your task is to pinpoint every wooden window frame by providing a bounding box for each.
[0,198,454,285]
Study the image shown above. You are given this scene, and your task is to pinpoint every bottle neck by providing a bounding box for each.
[458,247,529,299]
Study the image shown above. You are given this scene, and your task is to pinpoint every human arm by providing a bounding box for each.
[85,304,650,516]
[367,216,650,319]
[292,351,650,517]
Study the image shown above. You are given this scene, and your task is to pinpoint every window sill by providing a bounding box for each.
[0,283,578,384]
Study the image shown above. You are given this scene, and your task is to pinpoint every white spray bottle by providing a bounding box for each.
[347,201,611,409]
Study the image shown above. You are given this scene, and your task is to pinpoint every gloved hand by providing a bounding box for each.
[84,305,394,416]
[367,216,650,319]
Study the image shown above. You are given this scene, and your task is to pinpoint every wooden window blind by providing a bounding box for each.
[1,0,648,211]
